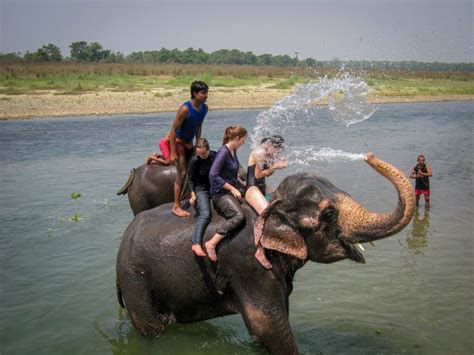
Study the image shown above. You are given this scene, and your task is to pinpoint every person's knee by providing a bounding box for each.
[201,209,211,223]
[234,209,246,226]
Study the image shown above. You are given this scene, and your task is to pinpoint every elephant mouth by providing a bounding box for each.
[339,238,366,264]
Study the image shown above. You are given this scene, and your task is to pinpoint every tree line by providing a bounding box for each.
[1,41,472,72]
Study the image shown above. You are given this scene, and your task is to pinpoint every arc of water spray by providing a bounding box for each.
[250,74,376,164]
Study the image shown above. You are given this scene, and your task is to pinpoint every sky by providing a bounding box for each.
[1,0,472,63]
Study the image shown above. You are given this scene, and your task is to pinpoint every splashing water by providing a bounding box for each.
[250,73,375,167]
[327,75,375,127]
[251,73,376,150]
[287,147,366,167]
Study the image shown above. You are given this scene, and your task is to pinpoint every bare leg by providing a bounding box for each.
[415,194,420,207]
[425,194,430,209]
[245,186,272,269]
[191,244,207,257]
[172,155,190,217]
[245,186,268,215]
[205,233,225,262]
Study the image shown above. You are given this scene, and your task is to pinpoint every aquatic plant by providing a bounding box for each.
[69,214,82,222]
[70,192,81,199]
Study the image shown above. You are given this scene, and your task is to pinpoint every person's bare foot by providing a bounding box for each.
[205,241,217,262]
[192,244,207,257]
[172,206,190,217]
[255,248,272,270]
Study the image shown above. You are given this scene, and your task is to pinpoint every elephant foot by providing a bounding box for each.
[192,244,207,257]
[255,247,272,270]
[172,206,190,217]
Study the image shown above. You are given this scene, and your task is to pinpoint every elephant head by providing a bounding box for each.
[254,152,415,264]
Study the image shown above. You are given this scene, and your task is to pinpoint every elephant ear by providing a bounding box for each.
[254,200,308,260]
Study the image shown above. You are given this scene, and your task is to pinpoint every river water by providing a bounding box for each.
[1,101,473,354]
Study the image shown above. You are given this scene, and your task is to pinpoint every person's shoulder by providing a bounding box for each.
[216,145,229,156]
[189,155,199,164]
[248,152,256,163]
[209,150,217,157]
[179,102,190,112]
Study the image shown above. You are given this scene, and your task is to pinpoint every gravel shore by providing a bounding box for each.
[1,86,473,120]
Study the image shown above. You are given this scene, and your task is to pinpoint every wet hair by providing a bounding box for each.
[261,135,285,149]
[417,154,425,161]
[223,125,248,144]
[195,138,210,150]
[190,81,209,99]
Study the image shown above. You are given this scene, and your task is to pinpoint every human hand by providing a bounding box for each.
[190,193,196,206]
[231,187,241,199]
[170,153,177,165]
[275,159,288,169]
[145,153,158,164]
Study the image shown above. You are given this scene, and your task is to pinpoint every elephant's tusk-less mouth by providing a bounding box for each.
[339,238,366,264]
[354,243,365,252]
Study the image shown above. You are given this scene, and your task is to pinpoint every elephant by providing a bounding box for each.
[117,162,247,215]
[115,153,415,354]
[117,164,183,216]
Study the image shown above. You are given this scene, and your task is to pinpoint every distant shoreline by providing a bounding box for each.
[1,89,473,120]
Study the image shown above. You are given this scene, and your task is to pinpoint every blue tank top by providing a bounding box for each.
[176,101,208,141]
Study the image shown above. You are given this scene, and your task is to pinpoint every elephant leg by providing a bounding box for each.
[236,292,298,354]
[120,274,174,335]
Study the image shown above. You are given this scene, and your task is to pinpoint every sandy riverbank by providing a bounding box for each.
[1,86,473,119]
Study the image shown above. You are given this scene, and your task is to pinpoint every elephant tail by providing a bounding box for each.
[117,168,135,196]
[116,274,125,308]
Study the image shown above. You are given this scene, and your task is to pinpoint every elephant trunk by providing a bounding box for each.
[335,152,415,243]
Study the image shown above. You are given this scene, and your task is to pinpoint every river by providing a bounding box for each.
[1,101,473,354]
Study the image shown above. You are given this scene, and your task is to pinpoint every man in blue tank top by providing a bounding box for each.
[169,81,209,217]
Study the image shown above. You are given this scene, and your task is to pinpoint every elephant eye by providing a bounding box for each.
[320,208,338,224]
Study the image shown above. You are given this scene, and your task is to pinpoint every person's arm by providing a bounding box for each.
[255,158,288,179]
[209,148,227,189]
[169,106,189,163]
[195,124,202,143]
[187,157,198,204]
[209,148,241,198]
[410,167,417,179]
[424,164,433,177]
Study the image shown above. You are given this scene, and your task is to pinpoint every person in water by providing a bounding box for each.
[145,131,171,165]
[187,138,216,256]
[410,154,433,208]
[245,135,288,269]
[205,126,248,262]
[169,81,209,217]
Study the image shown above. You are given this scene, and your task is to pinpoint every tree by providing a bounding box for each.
[70,41,90,61]
[43,43,62,61]
[23,43,62,62]
[257,54,273,66]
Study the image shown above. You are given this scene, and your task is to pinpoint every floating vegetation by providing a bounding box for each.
[71,192,82,199]
[69,214,83,222]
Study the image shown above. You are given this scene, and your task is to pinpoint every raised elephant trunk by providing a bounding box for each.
[335,152,415,243]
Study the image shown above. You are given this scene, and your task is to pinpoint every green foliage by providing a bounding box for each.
[69,214,82,222]
[3,41,474,71]
[24,43,62,62]
[71,192,82,199]
[269,75,311,89]
[69,41,119,62]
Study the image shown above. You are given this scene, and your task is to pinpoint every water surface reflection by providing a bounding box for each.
[406,209,430,255]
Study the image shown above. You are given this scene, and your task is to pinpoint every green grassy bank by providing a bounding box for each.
[1,63,473,97]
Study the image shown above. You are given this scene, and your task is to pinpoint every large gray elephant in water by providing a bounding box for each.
[116,153,415,354]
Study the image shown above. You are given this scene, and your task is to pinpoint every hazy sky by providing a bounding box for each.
[1,0,472,62]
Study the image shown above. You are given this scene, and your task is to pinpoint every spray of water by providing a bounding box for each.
[287,147,366,167]
[250,73,375,166]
